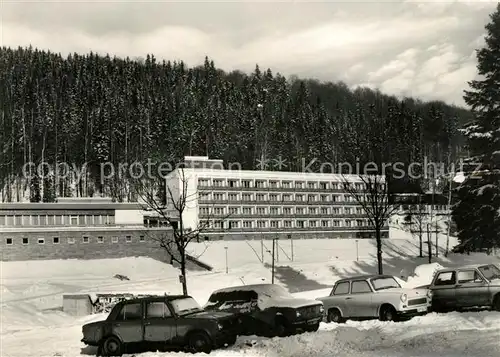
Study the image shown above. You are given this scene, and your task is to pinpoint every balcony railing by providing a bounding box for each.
[198,213,367,219]
[199,199,361,206]
[202,226,389,233]
[198,185,351,193]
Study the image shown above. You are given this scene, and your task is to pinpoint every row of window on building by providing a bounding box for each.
[198,178,370,191]
[199,206,365,216]
[199,192,361,203]
[4,235,145,245]
[399,205,449,212]
[202,219,370,229]
[0,214,115,227]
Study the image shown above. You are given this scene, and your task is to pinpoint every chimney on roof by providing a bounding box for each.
[182,156,224,170]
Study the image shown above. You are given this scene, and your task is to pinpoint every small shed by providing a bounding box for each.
[63,294,94,316]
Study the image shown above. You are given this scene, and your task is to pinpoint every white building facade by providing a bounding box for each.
[165,157,389,240]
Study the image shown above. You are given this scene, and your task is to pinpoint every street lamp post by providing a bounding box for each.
[355,239,359,261]
[224,246,228,274]
[288,234,293,261]
[271,238,278,284]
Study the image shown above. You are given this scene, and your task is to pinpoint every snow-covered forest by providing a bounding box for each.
[0,48,470,202]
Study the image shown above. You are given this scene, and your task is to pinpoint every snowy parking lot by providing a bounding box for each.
[3,236,500,357]
[3,310,500,357]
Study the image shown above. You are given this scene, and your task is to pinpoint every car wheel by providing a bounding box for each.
[101,336,123,356]
[188,332,212,354]
[274,317,291,337]
[380,305,397,322]
[305,322,320,332]
[224,334,237,347]
[327,308,343,323]
[492,295,500,311]
[431,301,450,313]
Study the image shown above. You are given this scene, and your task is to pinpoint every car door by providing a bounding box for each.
[431,271,457,309]
[111,302,144,343]
[208,290,260,333]
[324,281,350,316]
[144,301,176,343]
[346,280,373,318]
[455,269,490,307]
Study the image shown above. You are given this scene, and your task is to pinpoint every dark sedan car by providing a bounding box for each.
[204,284,324,337]
[81,295,239,356]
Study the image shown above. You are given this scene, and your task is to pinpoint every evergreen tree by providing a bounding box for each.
[452,4,500,252]
[29,174,41,202]
[42,173,57,202]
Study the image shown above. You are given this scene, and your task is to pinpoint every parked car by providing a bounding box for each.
[81,295,240,356]
[204,284,324,337]
[429,263,500,312]
[316,274,431,323]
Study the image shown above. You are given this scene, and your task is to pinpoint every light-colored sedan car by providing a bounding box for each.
[316,274,432,322]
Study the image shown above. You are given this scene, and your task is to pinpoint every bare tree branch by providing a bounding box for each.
[131,167,232,295]
[341,174,399,274]
[402,195,427,258]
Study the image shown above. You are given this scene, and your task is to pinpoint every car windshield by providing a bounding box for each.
[370,277,401,291]
[170,297,203,316]
[478,264,500,280]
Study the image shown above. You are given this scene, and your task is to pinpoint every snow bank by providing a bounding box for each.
[2,257,180,281]
[0,302,73,332]
[404,263,444,288]
[21,282,59,296]
[0,284,15,299]
[78,313,109,324]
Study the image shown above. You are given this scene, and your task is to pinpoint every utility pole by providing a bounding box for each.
[435,225,439,257]
[427,223,432,263]
[271,238,276,284]
[261,236,264,263]
[288,234,293,261]
[356,239,359,261]
[276,237,279,263]
[445,165,454,257]
[224,246,228,274]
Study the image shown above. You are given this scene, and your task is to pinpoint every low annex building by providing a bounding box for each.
[0,197,171,261]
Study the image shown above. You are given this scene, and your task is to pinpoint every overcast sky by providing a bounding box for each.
[1,0,498,107]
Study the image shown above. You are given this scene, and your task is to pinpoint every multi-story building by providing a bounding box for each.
[0,197,171,261]
[166,156,389,240]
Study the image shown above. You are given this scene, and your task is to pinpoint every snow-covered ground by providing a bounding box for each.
[3,228,500,356]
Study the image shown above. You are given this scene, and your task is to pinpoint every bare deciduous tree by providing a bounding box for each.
[403,196,427,258]
[133,168,231,295]
[342,174,399,275]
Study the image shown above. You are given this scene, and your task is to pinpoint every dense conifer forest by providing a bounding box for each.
[0,46,472,202]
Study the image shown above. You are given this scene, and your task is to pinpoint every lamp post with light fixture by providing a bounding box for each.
[224,246,228,274]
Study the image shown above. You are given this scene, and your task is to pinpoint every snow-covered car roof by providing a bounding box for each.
[207,284,321,310]
[210,284,290,296]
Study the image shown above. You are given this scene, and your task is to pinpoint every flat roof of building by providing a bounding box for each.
[170,156,384,181]
[167,167,380,182]
[0,202,142,210]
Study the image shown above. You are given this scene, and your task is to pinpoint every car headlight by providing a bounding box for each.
[400,293,408,303]
[319,305,324,313]
[296,311,301,318]
[217,322,224,330]
[427,290,433,299]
